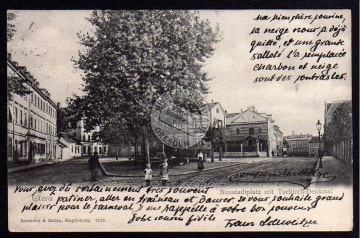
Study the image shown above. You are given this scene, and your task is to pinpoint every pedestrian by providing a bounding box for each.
[160,158,169,186]
[88,151,100,182]
[197,150,204,171]
[144,163,153,186]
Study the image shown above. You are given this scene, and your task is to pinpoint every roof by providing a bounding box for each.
[57,140,68,148]
[226,109,271,125]
[207,102,217,109]
[308,137,323,143]
[226,113,241,118]
[7,57,58,109]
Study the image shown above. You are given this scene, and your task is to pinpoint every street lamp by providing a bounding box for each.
[316,120,322,168]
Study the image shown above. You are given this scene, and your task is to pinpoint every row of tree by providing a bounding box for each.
[323,101,353,151]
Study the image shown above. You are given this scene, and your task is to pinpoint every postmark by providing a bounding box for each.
[151,87,210,148]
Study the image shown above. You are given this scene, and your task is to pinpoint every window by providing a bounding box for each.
[15,107,18,124]
[216,108,219,113]
[236,128,240,134]
[99,147,102,154]
[218,120,223,128]
[24,113,27,127]
[104,147,107,153]
[15,140,18,155]
[83,146,86,154]
[8,107,12,121]
[34,119,37,130]
[249,128,254,135]
[8,138,12,156]
[71,145,73,153]
[88,135,91,141]
[83,135,85,141]
[20,110,23,125]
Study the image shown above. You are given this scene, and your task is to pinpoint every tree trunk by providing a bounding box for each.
[143,124,150,164]
[219,146,222,161]
[211,146,214,162]
[133,139,137,165]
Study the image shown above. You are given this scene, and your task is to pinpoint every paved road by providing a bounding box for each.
[9,156,351,188]
[101,157,321,188]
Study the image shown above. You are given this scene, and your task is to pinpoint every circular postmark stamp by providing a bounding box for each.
[151,87,210,148]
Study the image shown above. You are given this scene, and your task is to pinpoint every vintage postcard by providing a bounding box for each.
[7,9,354,232]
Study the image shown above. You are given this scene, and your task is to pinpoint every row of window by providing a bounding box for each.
[10,104,56,136]
[235,127,262,135]
[290,140,312,147]
[8,138,56,157]
[70,145,108,154]
[31,92,56,118]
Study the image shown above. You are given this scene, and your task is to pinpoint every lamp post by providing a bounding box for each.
[316,120,322,168]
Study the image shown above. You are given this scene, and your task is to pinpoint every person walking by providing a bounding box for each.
[160,158,169,186]
[88,151,100,182]
[197,150,204,171]
[144,163,153,186]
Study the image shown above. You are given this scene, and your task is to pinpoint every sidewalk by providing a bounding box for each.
[7,161,56,174]
[311,156,353,187]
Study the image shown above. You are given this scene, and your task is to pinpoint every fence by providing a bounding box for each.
[331,139,353,165]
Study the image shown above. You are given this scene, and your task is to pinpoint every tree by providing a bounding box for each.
[69,10,220,163]
[204,127,227,162]
[324,101,352,149]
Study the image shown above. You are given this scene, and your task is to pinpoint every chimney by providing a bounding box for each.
[7,53,11,59]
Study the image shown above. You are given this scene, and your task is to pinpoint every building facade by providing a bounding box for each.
[7,56,58,162]
[67,119,109,157]
[207,101,226,129]
[308,136,324,157]
[225,106,283,157]
[57,132,82,160]
[284,132,312,156]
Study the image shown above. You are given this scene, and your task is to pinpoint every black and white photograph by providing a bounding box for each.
[6,7,355,232]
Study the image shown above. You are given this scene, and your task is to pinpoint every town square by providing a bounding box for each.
[7,10,353,188]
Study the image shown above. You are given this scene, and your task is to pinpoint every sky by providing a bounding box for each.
[8,10,352,136]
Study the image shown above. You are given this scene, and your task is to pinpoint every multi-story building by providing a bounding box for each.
[225,106,282,157]
[308,136,324,157]
[7,56,58,162]
[68,119,109,156]
[284,132,312,156]
[57,105,109,157]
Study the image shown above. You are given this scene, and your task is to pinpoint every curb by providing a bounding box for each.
[309,159,321,187]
